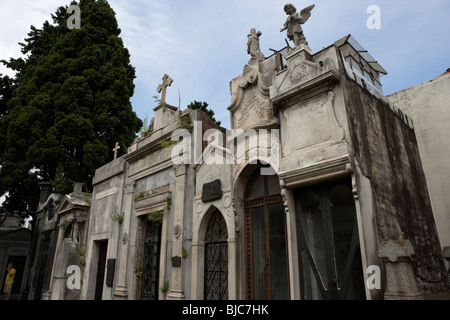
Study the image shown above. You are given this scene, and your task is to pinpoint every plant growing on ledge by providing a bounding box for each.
[159,280,169,294]
[60,218,72,233]
[158,140,178,149]
[135,267,143,278]
[182,246,188,259]
[75,244,86,266]
[134,193,145,201]
[111,211,124,223]
[147,210,164,223]
[134,190,159,201]
[139,113,152,138]
[166,196,172,210]
[153,94,166,110]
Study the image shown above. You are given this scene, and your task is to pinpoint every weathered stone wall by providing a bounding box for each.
[341,69,447,293]
[388,74,450,253]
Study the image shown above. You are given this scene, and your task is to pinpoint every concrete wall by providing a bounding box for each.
[388,74,450,254]
[81,157,126,300]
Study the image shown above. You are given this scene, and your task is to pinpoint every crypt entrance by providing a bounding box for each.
[295,177,366,300]
[244,169,290,300]
[139,218,162,300]
[203,208,228,300]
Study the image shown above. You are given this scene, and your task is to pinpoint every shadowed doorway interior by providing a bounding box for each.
[244,168,289,300]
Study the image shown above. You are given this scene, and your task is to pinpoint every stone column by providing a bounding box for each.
[167,164,187,300]
[378,239,424,300]
[280,182,301,300]
[72,221,80,242]
[113,180,135,300]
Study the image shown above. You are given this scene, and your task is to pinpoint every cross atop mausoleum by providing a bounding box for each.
[112,142,120,160]
[157,74,173,106]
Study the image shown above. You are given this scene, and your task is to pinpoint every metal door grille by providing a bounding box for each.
[204,210,228,300]
[141,220,162,300]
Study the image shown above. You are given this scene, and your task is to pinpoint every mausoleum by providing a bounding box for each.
[34,3,449,300]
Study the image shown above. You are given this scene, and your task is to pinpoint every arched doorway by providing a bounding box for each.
[203,208,228,300]
[244,168,290,300]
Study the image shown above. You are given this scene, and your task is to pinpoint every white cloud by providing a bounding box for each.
[1,0,449,128]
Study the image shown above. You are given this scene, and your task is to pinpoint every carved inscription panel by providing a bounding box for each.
[129,147,172,177]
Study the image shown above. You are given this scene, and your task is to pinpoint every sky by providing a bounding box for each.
[0,0,449,130]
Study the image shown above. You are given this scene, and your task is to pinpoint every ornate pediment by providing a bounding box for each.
[57,193,90,222]
[228,63,278,131]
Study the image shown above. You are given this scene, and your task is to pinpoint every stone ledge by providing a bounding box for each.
[93,157,126,186]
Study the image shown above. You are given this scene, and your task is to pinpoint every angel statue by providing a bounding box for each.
[280,3,315,49]
[247,28,265,63]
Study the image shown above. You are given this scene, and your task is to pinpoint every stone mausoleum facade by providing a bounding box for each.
[32,4,449,301]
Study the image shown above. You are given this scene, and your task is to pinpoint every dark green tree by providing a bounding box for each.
[187,100,221,126]
[0,0,142,217]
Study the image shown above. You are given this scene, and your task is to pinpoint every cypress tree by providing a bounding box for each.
[0,0,142,216]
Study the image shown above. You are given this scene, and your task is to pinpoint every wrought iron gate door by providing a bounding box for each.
[204,210,228,300]
[141,220,162,300]
[295,178,366,300]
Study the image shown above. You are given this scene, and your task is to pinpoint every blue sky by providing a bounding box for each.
[0,0,449,129]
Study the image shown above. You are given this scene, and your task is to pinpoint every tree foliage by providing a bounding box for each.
[0,0,142,216]
[187,100,221,126]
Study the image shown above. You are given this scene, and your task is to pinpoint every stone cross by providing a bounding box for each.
[112,142,120,160]
[157,74,173,106]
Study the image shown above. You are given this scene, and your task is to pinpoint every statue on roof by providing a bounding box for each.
[247,28,265,63]
[280,3,315,49]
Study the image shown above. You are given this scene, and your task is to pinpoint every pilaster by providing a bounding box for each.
[113,180,135,300]
[167,164,188,300]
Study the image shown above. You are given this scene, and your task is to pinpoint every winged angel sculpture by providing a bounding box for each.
[280,3,315,49]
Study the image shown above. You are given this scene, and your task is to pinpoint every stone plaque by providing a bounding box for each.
[171,256,182,268]
[201,179,222,203]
